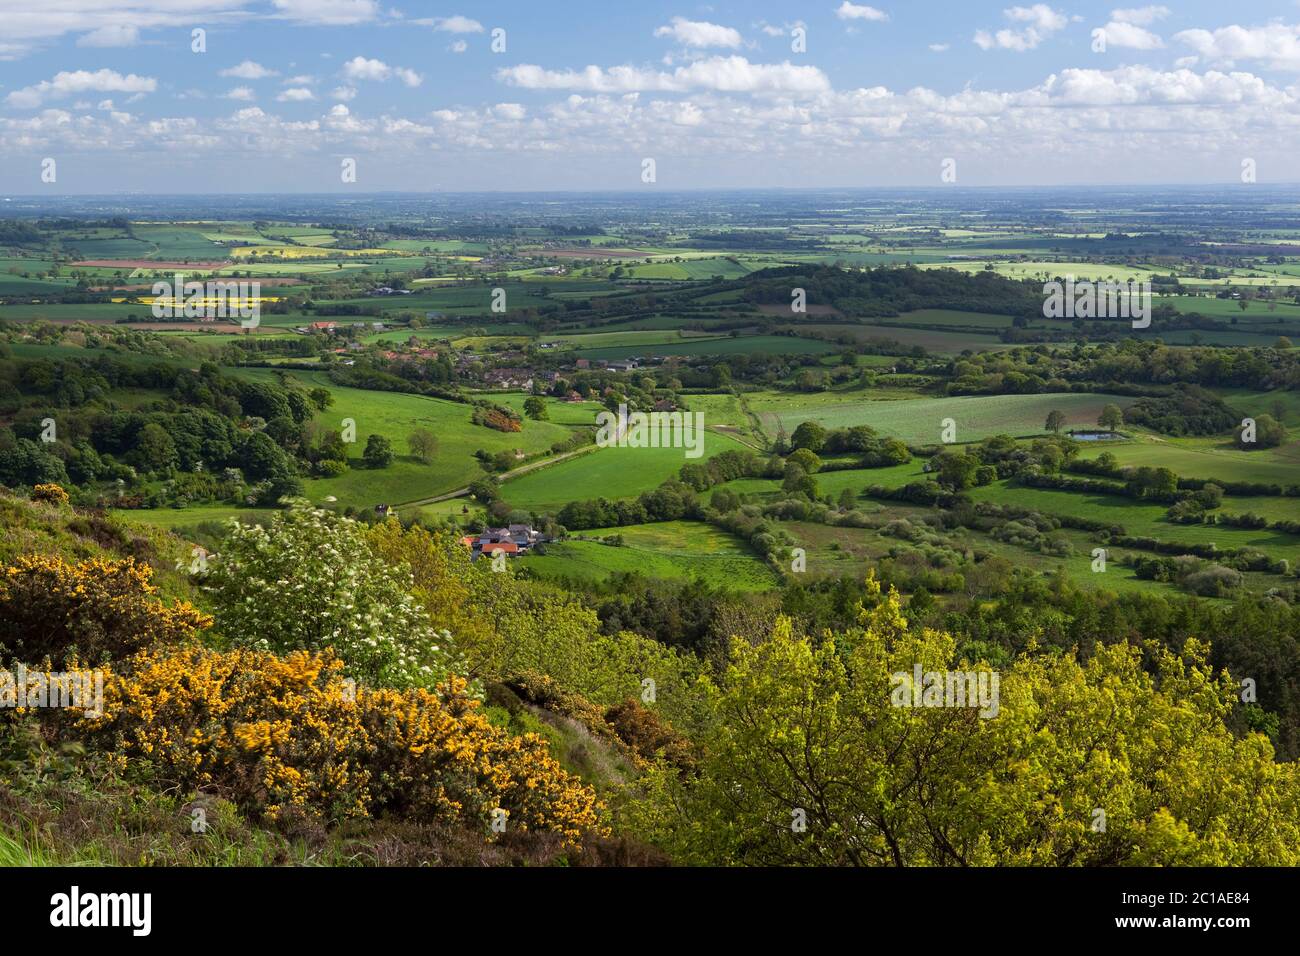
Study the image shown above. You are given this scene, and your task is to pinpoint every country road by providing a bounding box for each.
[395,439,605,507]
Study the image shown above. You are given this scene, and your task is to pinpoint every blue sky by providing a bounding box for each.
[2,1,1300,191]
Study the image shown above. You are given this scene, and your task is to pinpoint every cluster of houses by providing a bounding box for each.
[571,357,641,372]
[284,317,670,392]
[461,524,549,560]
[296,319,387,334]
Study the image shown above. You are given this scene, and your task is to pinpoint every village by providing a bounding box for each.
[291,308,663,390]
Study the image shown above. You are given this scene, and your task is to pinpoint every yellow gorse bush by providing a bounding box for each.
[0,554,211,664]
[82,645,606,846]
[31,483,70,506]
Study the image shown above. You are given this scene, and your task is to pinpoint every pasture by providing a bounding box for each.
[522,520,778,591]
[232,369,576,506]
[573,335,835,361]
[749,391,1132,444]
[501,429,754,512]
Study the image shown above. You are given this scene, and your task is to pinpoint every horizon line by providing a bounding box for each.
[2,183,1297,200]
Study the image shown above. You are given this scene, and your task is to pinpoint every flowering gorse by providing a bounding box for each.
[80,645,605,844]
[31,483,70,506]
[0,554,211,665]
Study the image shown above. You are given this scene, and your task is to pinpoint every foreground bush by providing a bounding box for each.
[626,575,1300,866]
[203,504,466,690]
[31,483,69,506]
[83,646,605,847]
[0,555,211,665]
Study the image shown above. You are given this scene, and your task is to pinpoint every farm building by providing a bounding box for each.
[465,524,548,560]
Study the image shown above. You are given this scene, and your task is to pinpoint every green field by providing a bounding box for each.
[574,335,835,360]
[522,520,778,590]
[116,505,268,532]
[750,391,1132,444]
[968,481,1300,562]
[1080,434,1299,487]
[233,369,576,506]
[788,322,1006,353]
[502,429,754,512]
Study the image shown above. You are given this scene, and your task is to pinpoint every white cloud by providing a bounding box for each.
[975,4,1068,51]
[221,60,278,79]
[1175,24,1300,71]
[450,40,468,53]
[432,15,483,33]
[836,3,889,22]
[271,0,380,25]
[5,49,1299,190]
[497,56,830,95]
[224,86,256,101]
[673,101,704,125]
[1111,6,1170,27]
[284,74,317,85]
[5,68,156,108]
[76,24,140,47]
[324,103,370,132]
[277,87,316,101]
[654,17,743,48]
[342,55,422,85]
[0,1,254,58]
[1008,4,1069,30]
[929,43,951,52]
[1099,20,1164,50]
[1096,5,1169,50]
[1036,65,1279,105]
[342,56,389,80]
[383,116,434,135]
[331,85,357,100]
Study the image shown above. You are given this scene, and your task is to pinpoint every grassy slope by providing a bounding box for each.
[969,481,1300,561]
[523,521,778,591]
[750,391,1133,444]
[501,429,754,512]
[1079,434,1299,486]
[231,369,576,506]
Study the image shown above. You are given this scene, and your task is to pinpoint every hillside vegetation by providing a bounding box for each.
[0,487,1298,866]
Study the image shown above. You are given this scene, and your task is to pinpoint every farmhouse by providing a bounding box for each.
[465,524,548,560]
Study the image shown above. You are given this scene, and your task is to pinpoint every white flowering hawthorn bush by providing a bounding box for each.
[202,503,467,691]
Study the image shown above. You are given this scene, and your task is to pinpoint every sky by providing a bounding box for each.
[2,0,1300,192]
